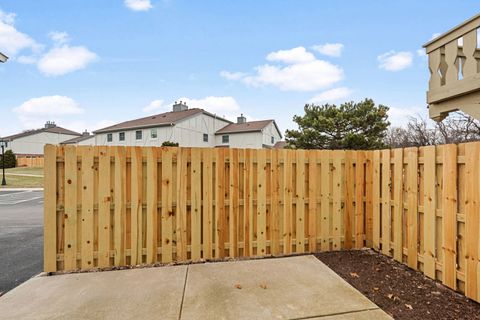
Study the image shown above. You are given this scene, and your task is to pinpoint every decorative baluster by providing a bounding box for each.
[428,49,442,89]
[462,29,477,78]
[445,40,459,85]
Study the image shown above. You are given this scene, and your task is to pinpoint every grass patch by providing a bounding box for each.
[0,167,44,188]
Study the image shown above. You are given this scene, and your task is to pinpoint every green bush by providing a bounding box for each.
[0,149,16,168]
[161,141,179,147]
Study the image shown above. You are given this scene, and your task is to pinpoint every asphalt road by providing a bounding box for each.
[0,190,43,294]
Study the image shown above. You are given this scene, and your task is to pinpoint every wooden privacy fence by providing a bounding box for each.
[16,155,44,167]
[370,143,480,303]
[44,145,370,273]
[43,143,480,303]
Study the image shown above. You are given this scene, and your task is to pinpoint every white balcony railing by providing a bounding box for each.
[424,13,480,121]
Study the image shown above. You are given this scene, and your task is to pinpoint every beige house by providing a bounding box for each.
[60,131,95,146]
[424,13,480,121]
[3,121,81,155]
[93,102,282,149]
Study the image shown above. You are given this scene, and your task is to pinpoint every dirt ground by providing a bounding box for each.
[316,249,480,320]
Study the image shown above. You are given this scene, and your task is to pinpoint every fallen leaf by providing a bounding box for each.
[349,272,359,278]
[405,304,413,310]
[234,284,242,289]
[373,287,379,291]
[259,283,267,289]
[387,294,394,299]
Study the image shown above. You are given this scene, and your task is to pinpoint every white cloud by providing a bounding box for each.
[124,0,153,11]
[177,96,240,119]
[266,47,315,64]
[49,31,70,45]
[308,87,353,104]
[38,45,97,76]
[311,43,344,57]
[222,46,343,91]
[416,49,426,58]
[377,51,413,71]
[143,99,166,113]
[13,95,85,130]
[0,9,40,57]
[220,70,247,80]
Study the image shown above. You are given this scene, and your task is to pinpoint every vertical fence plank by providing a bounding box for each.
[423,146,436,278]
[161,148,174,263]
[176,148,188,261]
[365,152,373,247]
[332,150,343,250]
[355,151,365,248]
[344,151,354,249]
[283,149,293,254]
[98,147,111,267]
[393,148,403,262]
[270,149,280,255]
[44,145,57,272]
[381,149,391,256]
[215,148,226,259]
[243,149,252,256]
[442,144,457,289]
[229,149,239,257]
[81,146,95,269]
[465,142,479,300]
[308,150,318,252]
[114,147,126,266]
[202,149,213,259]
[64,145,78,270]
[295,150,306,253]
[372,150,381,251]
[130,146,142,265]
[407,148,418,269]
[191,148,202,261]
[146,147,158,264]
[321,151,331,251]
[257,149,267,256]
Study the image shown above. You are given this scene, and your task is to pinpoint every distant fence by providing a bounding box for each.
[43,143,480,303]
[16,155,44,167]
[370,143,480,303]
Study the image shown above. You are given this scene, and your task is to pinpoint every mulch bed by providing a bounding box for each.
[316,249,480,320]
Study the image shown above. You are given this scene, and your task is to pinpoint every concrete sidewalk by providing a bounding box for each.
[0,255,392,320]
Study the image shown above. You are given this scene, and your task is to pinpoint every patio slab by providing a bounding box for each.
[0,255,391,319]
[181,255,391,319]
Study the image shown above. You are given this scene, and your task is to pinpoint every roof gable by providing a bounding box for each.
[215,120,282,138]
[3,126,81,141]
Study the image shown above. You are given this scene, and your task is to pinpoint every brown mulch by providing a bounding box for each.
[315,249,480,320]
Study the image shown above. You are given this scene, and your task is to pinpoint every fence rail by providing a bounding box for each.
[16,155,44,167]
[44,142,480,303]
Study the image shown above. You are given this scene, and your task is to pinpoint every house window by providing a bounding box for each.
[107,133,112,142]
[119,132,125,141]
[203,134,208,142]
[271,136,275,144]
[151,128,157,139]
[135,130,142,140]
[222,135,229,143]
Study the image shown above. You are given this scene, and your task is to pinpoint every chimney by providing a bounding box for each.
[82,130,90,136]
[237,114,246,124]
[173,101,188,112]
[45,121,56,128]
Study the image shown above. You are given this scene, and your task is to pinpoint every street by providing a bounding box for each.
[0,190,43,294]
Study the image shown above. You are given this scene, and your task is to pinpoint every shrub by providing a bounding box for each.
[161,141,179,147]
[0,150,16,168]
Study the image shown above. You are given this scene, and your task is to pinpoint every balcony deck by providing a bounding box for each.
[424,13,480,121]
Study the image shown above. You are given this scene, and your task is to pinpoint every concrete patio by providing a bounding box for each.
[0,255,391,320]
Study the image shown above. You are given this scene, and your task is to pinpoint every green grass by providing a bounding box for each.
[0,167,44,188]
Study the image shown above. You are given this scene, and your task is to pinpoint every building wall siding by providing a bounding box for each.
[7,132,80,155]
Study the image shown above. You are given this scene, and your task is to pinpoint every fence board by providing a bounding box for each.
[406,147,418,269]
[257,149,267,255]
[423,146,436,278]
[43,145,57,272]
[393,148,403,262]
[161,148,174,263]
[270,149,280,255]
[81,146,95,269]
[202,149,213,259]
[114,147,126,266]
[308,150,318,252]
[295,150,306,253]
[355,151,365,248]
[64,146,78,270]
[191,148,201,260]
[332,150,343,250]
[283,150,293,254]
[215,148,226,258]
[321,151,330,251]
[130,147,142,265]
[381,149,391,256]
[146,147,158,264]
[176,148,188,260]
[344,151,354,249]
[229,149,240,257]
[442,144,457,289]
[372,150,381,251]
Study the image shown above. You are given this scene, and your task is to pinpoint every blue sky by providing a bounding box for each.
[0,0,479,137]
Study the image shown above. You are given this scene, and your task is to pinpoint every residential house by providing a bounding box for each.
[60,131,95,146]
[3,121,82,155]
[94,102,283,149]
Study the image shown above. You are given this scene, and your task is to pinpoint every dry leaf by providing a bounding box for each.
[405,304,413,310]
[349,272,359,278]
[259,283,267,289]
[373,287,379,291]
[387,293,394,299]
[234,284,242,289]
